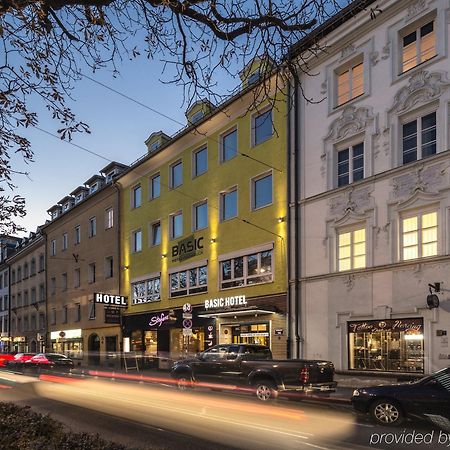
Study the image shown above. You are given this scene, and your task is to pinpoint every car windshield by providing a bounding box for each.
[46,354,68,361]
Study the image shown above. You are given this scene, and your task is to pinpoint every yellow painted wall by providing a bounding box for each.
[119,83,287,314]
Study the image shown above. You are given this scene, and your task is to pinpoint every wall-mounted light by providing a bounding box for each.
[210,238,216,244]
[277,217,285,223]
[121,265,129,270]
[161,254,167,259]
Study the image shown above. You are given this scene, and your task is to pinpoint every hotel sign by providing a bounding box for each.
[347,318,423,334]
[94,293,128,308]
[172,235,204,262]
[204,295,247,310]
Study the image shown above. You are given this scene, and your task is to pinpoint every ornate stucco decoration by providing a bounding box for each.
[374,222,391,247]
[329,186,373,220]
[344,274,355,291]
[325,106,374,142]
[392,163,447,201]
[390,70,450,114]
[406,0,426,19]
[340,44,355,60]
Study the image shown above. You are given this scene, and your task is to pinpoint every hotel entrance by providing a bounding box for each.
[220,322,270,347]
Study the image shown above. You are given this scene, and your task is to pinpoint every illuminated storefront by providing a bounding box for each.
[50,329,83,360]
[348,318,424,373]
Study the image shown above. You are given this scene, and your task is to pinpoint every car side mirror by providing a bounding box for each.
[196,352,204,360]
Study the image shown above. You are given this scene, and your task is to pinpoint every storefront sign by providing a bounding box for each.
[347,318,423,334]
[205,324,215,348]
[240,332,269,338]
[94,293,128,308]
[105,307,121,324]
[50,329,82,340]
[171,235,204,262]
[274,329,284,335]
[148,310,177,328]
[204,295,247,310]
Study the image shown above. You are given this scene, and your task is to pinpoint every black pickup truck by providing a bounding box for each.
[170,344,336,401]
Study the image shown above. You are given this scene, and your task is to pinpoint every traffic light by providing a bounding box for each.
[427,293,440,309]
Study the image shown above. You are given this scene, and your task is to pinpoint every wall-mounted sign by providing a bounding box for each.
[50,329,82,340]
[149,310,177,328]
[94,293,128,308]
[274,329,284,336]
[205,324,215,348]
[204,295,247,310]
[347,318,423,334]
[171,235,203,262]
[105,307,121,324]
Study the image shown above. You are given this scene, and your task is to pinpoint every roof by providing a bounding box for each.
[100,161,129,175]
[70,186,89,196]
[84,174,105,186]
[58,195,74,205]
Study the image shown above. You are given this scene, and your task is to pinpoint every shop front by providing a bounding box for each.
[348,318,424,373]
[122,306,215,369]
[50,328,83,360]
[198,293,287,359]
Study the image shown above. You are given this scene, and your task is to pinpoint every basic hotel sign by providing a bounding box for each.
[94,293,128,308]
[204,295,247,310]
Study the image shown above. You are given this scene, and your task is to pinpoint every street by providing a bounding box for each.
[0,370,446,450]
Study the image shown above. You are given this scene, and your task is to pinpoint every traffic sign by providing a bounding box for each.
[183,318,193,329]
[183,328,193,336]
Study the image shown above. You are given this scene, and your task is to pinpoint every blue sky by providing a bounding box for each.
[11,54,237,235]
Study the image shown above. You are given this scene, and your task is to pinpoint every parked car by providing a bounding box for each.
[171,344,336,401]
[0,353,15,367]
[7,353,35,369]
[24,353,74,372]
[351,366,450,426]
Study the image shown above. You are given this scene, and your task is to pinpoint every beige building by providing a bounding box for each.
[42,162,127,367]
[9,231,46,353]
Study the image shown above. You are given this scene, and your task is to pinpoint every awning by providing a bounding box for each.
[198,307,276,319]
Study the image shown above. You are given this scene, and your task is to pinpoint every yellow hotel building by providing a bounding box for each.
[118,69,288,364]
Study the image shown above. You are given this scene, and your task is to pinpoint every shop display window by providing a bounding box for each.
[348,319,424,373]
[131,330,143,352]
[144,331,158,356]
[228,322,270,347]
[170,327,204,358]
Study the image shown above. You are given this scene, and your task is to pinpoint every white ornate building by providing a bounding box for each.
[288,0,450,374]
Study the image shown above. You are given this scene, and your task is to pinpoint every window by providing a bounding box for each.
[88,217,97,237]
[50,277,56,295]
[151,221,161,246]
[150,140,160,152]
[402,21,436,73]
[88,302,96,320]
[39,254,45,272]
[220,250,273,289]
[74,268,81,288]
[90,182,98,194]
[50,240,56,256]
[51,308,56,325]
[150,174,160,200]
[221,128,237,162]
[31,288,36,304]
[75,303,81,322]
[170,161,183,188]
[191,110,204,123]
[193,147,208,177]
[170,212,183,239]
[338,227,366,271]
[252,173,273,209]
[63,305,68,323]
[253,109,273,146]
[402,211,437,260]
[39,313,44,330]
[23,263,29,279]
[402,112,436,164]
[11,270,15,284]
[11,295,15,308]
[88,263,96,284]
[74,225,81,245]
[39,284,45,302]
[247,69,260,85]
[337,61,364,106]
[17,266,21,281]
[62,273,68,291]
[193,201,208,231]
[30,258,36,275]
[62,233,68,251]
[170,265,207,297]
[132,229,142,252]
[105,256,113,278]
[23,290,28,306]
[132,185,142,208]
[105,207,114,229]
[220,188,238,221]
[132,276,161,304]
[4,273,7,287]
[337,142,364,187]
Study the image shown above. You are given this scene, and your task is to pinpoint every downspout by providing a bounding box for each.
[41,229,48,353]
[293,76,302,358]
[112,181,122,352]
[286,80,292,359]
[7,258,11,352]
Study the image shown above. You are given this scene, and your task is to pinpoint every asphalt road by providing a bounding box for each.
[0,371,446,450]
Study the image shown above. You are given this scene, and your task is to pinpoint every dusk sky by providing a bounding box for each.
[11,53,238,235]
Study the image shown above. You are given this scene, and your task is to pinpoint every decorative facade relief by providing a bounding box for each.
[344,274,355,291]
[370,51,379,66]
[390,70,450,114]
[320,80,327,95]
[340,44,355,59]
[374,222,390,248]
[328,186,372,219]
[406,0,426,19]
[325,106,374,141]
[381,43,390,60]
[392,163,447,200]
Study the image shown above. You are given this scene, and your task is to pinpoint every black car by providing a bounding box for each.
[24,353,74,372]
[351,367,450,426]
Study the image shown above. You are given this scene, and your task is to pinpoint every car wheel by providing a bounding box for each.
[176,375,192,391]
[254,380,278,402]
[369,398,404,426]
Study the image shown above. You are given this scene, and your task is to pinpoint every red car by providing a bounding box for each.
[0,353,15,367]
[25,353,74,372]
[8,353,35,369]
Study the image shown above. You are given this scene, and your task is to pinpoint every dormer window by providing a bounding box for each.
[150,140,160,152]
[51,211,58,219]
[90,183,98,194]
[191,110,204,124]
[106,170,116,183]
[75,193,83,204]
[63,203,70,212]
[247,69,260,85]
